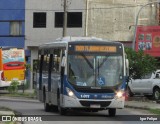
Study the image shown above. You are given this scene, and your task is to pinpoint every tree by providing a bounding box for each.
[125,48,158,79]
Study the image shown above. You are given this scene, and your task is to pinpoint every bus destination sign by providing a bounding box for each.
[75,45,117,52]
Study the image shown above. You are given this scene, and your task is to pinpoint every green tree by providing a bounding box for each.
[125,48,158,79]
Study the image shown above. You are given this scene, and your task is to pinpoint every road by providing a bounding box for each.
[0,98,159,124]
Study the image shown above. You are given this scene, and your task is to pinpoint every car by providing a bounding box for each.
[127,70,160,100]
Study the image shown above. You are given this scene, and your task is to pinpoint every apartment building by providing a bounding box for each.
[0,0,25,48]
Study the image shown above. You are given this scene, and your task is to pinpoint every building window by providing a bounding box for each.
[33,12,46,28]
[67,12,82,27]
[55,12,82,28]
[10,21,22,36]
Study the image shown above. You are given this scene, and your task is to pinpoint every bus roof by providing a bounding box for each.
[39,36,122,49]
[0,46,23,50]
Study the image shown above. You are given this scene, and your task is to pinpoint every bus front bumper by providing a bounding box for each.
[62,95,125,109]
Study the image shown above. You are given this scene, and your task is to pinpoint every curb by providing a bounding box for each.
[0,110,14,115]
[125,100,160,110]
[0,97,39,103]
[0,108,23,124]
[124,105,150,110]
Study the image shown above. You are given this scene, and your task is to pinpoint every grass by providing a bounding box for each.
[3,92,35,98]
[149,109,160,115]
[0,90,36,99]
[0,106,12,111]
[0,107,15,124]
[5,122,17,124]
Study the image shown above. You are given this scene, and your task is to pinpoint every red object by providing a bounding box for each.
[3,62,25,70]
[135,26,160,57]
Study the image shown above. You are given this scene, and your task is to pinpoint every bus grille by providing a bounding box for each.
[74,87,114,93]
[79,101,111,107]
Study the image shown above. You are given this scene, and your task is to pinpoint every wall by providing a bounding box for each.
[0,0,25,48]
[25,0,86,47]
[86,0,159,41]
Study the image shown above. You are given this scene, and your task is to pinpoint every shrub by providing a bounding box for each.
[125,48,158,79]
[7,80,19,93]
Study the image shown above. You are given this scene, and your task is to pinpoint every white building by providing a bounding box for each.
[25,0,86,89]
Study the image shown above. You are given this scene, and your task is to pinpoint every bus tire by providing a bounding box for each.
[57,94,66,115]
[43,92,50,112]
[51,105,58,112]
[108,108,116,117]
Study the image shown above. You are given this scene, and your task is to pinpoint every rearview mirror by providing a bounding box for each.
[155,73,160,79]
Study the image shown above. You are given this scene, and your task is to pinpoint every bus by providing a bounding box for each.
[37,37,129,117]
[0,47,26,89]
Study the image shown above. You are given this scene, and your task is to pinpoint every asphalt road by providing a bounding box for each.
[0,98,159,124]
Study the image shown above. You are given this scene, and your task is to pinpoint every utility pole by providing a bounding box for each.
[63,0,67,37]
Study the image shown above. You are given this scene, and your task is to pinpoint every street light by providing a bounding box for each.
[132,0,160,50]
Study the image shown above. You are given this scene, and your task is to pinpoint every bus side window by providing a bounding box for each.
[53,49,61,73]
[42,54,49,74]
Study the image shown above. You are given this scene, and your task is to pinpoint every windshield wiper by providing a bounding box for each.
[98,56,109,68]
[81,53,93,69]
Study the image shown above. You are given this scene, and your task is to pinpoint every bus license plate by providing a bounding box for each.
[13,78,18,81]
[90,104,100,108]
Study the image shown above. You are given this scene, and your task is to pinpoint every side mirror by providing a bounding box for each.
[155,73,160,79]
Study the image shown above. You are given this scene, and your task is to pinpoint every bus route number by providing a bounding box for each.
[81,94,90,99]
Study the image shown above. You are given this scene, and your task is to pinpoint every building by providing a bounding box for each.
[0,0,25,48]
[25,0,86,89]
[86,0,159,41]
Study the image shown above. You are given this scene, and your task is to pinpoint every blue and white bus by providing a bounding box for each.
[37,37,129,117]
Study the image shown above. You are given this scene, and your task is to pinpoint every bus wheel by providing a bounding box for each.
[57,95,66,115]
[51,105,58,112]
[108,108,116,117]
[43,92,50,112]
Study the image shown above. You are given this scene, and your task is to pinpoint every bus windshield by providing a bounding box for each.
[67,53,123,87]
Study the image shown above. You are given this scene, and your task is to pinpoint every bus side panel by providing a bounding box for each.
[4,70,25,81]
[38,89,43,102]
[0,49,2,70]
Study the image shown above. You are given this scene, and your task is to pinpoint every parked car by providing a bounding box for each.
[127,70,160,100]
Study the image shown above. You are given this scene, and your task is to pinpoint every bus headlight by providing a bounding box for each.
[115,91,124,99]
[66,87,76,98]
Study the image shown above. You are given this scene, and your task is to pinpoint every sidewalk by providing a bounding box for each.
[125,100,160,110]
